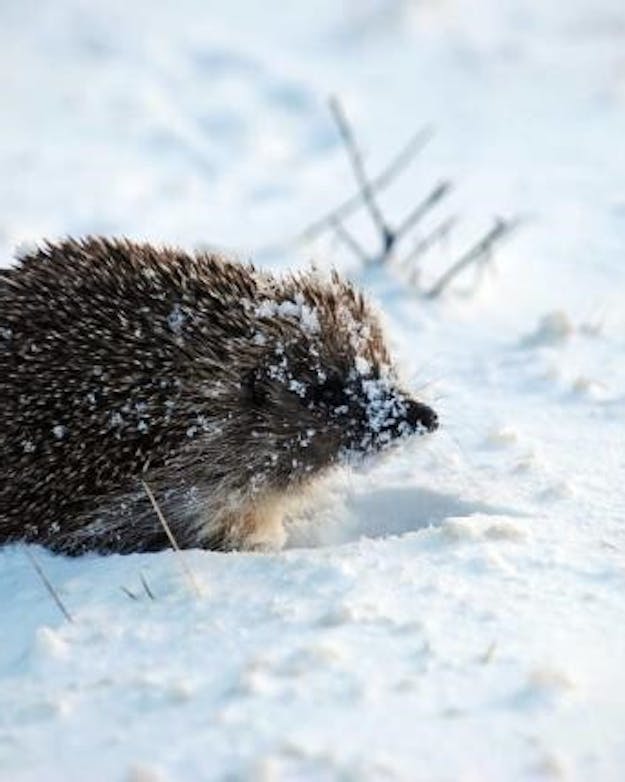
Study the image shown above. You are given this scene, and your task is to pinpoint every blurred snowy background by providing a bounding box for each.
[2,1,625,780]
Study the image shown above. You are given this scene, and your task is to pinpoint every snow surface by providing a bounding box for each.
[2,1,625,780]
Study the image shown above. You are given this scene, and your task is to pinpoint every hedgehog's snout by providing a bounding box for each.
[355,379,439,452]
[404,398,439,434]
[374,395,438,442]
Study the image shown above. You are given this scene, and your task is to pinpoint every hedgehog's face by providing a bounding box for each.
[302,363,439,466]
[240,276,438,488]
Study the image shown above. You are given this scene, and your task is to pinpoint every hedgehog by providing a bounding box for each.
[0,237,438,554]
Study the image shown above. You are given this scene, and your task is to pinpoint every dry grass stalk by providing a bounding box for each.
[140,571,156,601]
[24,546,73,623]
[141,479,203,599]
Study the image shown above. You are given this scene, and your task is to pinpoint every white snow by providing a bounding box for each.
[255,295,321,335]
[166,304,187,335]
[2,1,625,781]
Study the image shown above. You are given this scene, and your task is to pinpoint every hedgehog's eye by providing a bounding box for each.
[242,369,268,407]
[308,375,346,407]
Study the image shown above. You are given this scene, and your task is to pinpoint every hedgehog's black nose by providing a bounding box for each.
[405,399,439,433]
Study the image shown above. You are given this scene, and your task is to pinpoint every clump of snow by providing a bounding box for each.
[255,293,320,334]
[166,303,186,335]
[288,378,307,397]
[484,425,519,449]
[109,411,124,428]
[34,626,69,659]
[527,666,576,697]
[354,355,371,377]
[360,375,409,437]
[570,375,605,399]
[522,311,574,347]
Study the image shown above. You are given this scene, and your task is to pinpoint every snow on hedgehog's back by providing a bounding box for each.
[0,237,438,554]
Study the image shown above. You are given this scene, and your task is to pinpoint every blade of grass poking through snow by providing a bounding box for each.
[24,546,73,623]
[140,571,156,601]
[141,480,203,599]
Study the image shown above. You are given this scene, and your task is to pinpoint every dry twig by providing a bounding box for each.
[327,96,451,265]
[329,96,392,248]
[425,217,520,299]
[262,97,520,300]
[330,217,369,263]
[394,181,452,242]
[296,122,433,246]
[399,215,458,271]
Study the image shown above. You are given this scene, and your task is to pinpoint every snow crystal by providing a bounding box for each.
[267,356,288,383]
[167,303,187,334]
[288,378,306,397]
[52,424,67,440]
